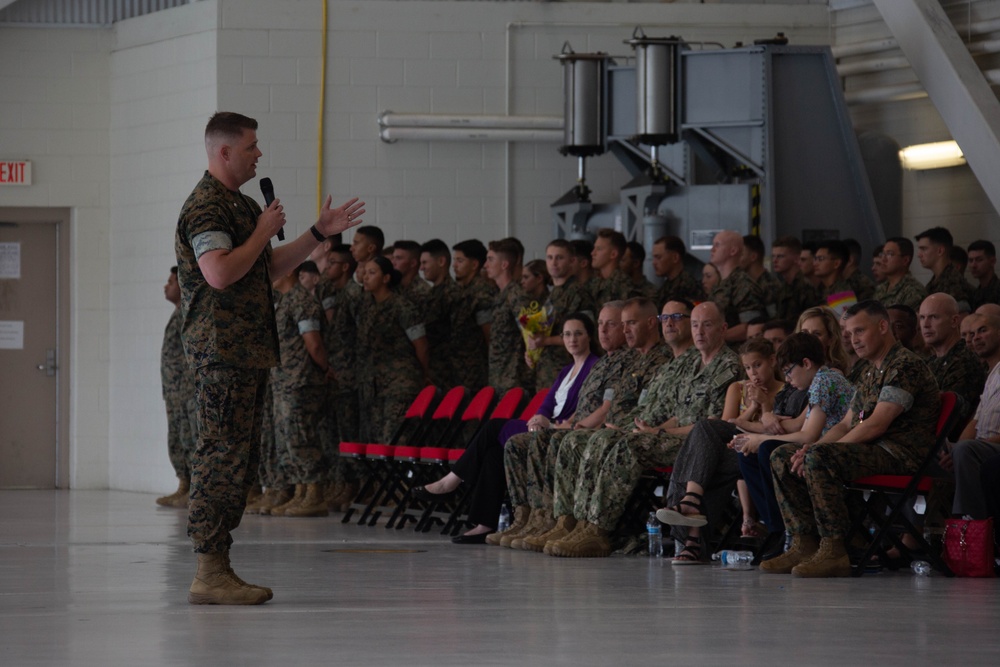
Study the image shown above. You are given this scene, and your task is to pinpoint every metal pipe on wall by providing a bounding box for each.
[378,113,562,130]
[379,127,563,143]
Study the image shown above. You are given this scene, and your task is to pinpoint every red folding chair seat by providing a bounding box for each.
[845,391,962,576]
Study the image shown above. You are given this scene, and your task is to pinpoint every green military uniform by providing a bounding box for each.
[423,277,456,389]
[272,283,328,485]
[260,294,288,490]
[504,348,633,512]
[549,343,674,519]
[847,270,877,302]
[572,346,741,531]
[588,270,633,309]
[356,293,426,444]
[971,273,1000,310]
[873,273,927,311]
[319,277,363,486]
[630,277,658,300]
[534,278,596,389]
[927,263,973,310]
[819,278,857,316]
[162,306,198,480]
[754,270,784,319]
[925,339,986,426]
[450,275,497,392]
[655,270,704,310]
[710,267,766,329]
[775,273,820,323]
[176,170,278,554]
[771,342,940,538]
[488,281,533,394]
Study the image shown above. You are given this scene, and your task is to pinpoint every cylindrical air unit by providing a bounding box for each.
[554,43,610,157]
[627,28,683,146]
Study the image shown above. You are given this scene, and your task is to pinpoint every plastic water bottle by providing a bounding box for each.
[713,550,754,569]
[911,560,931,577]
[646,512,663,558]
[497,505,511,533]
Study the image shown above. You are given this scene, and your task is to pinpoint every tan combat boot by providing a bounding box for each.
[330,482,360,512]
[485,505,530,547]
[508,508,554,549]
[546,521,612,558]
[156,477,189,508]
[256,487,291,516]
[188,553,271,605]
[540,516,582,554]
[269,484,304,517]
[323,481,341,510]
[759,534,820,574]
[246,485,263,505]
[284,483,330,517]
[223,551,273,600]
[515,513,566,551]
[791,537,851,578]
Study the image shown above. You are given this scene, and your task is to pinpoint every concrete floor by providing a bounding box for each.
[2,490,999,666]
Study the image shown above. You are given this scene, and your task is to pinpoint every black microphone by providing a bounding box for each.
[259,177,284,241]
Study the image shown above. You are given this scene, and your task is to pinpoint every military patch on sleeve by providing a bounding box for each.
[192,231,233,259]
[476,309,492,326]
[406,323,426,341]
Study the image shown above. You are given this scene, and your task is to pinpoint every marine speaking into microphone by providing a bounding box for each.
[259,177,283,241]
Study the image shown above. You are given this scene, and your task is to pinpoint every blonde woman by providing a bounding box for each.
[795,306,851,373]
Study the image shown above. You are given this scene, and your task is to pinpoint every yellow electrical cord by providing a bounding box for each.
[316,0,328,215]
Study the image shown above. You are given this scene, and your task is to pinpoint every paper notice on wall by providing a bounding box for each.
[0,243,19,279]
[0,320,24,349]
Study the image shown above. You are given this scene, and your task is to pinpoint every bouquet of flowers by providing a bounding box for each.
[517,300,556,367]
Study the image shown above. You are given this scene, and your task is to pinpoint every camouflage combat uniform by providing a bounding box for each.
[272,283,328,485]
[450,275,497,392]
[771,342,940,538]
[162,305,198,479]
[819,278,857,316]
[424,277,456,389]
[630,277,658,300]
[356,293,426,444]
[873,273,927,311]
[571,346,741,531]
[710,267,766,329]
[774,273,820,323]
[971,273,1000,310]
[549,343,674,519]
[534,277,596,389]
[503,347,633,511]
[847,270,877,302]
[488,281,533,394]
[925,339,986,426]
[927,263,973,310]
[754,269,784,319]
[588,270,633,309]
[655,270,704,309]
[176,170,278,554]
[260,295,288,490]
[319,278,363,485]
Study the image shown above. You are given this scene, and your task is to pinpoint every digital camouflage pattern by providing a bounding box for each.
[272,383,327,484]
[873,272,927,311]
[489,281,533,394]
[175,171,278,370]
[588,270,633,309]
[606,342,673,425]
[189,366,268,553]
[257,379,287,489]
[710,267,765,328]
[771,341,941,538]
[356,293,426,443]
[971,273,1000,310]
[755,270,784,319]
[927,263,973,310]
[655,269,704,310]
[162,307,197,478]
[774,273,821,323]
[630,278,658,301]
[272,283,326,389]
[503,348,629,510]
[924,339,985,427]
[847,270,876,302]
[450,275,497,391]
[534,278,596,389]
[424,277,456,388]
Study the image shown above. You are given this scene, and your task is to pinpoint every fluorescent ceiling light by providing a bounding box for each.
[898,140,966,170]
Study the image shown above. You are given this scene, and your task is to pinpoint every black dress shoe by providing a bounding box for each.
[410,485,457,502]
[451,532,490,545]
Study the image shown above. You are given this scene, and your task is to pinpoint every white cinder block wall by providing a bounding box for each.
[0,27,112,489]
[108,1,219,490]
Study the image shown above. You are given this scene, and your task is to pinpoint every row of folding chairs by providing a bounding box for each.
[338,384,548,533]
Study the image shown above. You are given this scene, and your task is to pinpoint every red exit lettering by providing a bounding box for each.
[0,161,31,185]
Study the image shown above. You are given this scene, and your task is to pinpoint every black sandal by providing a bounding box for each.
[671,539,705,565]
[656,492,708,527]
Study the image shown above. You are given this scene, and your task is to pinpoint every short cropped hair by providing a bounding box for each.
[330,243,357,272]
[845,299,889,322]
[489,238,522,266]
[420,239,451,264]
[452,239,487,266]
[205,112,257,143]
[816,239,849,267]
[547,238,573,252]
[915,226,954,249]
[772,236,802,254]
[885,237,914,259]
[393,240,422,260]
[968,240,996,258]
[597,228,627,256]
[355,226,385,254]
[655,235,686,256]
[622,296,658,318]
[743,235,765,261]
[626,241,646,263]
[570,239,593,262]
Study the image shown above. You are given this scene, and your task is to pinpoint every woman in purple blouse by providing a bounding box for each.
[412,313,599,543]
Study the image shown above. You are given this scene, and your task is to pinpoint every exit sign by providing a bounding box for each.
[0,161,31,186]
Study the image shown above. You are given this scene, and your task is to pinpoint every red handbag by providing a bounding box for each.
[942,518,995,578]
